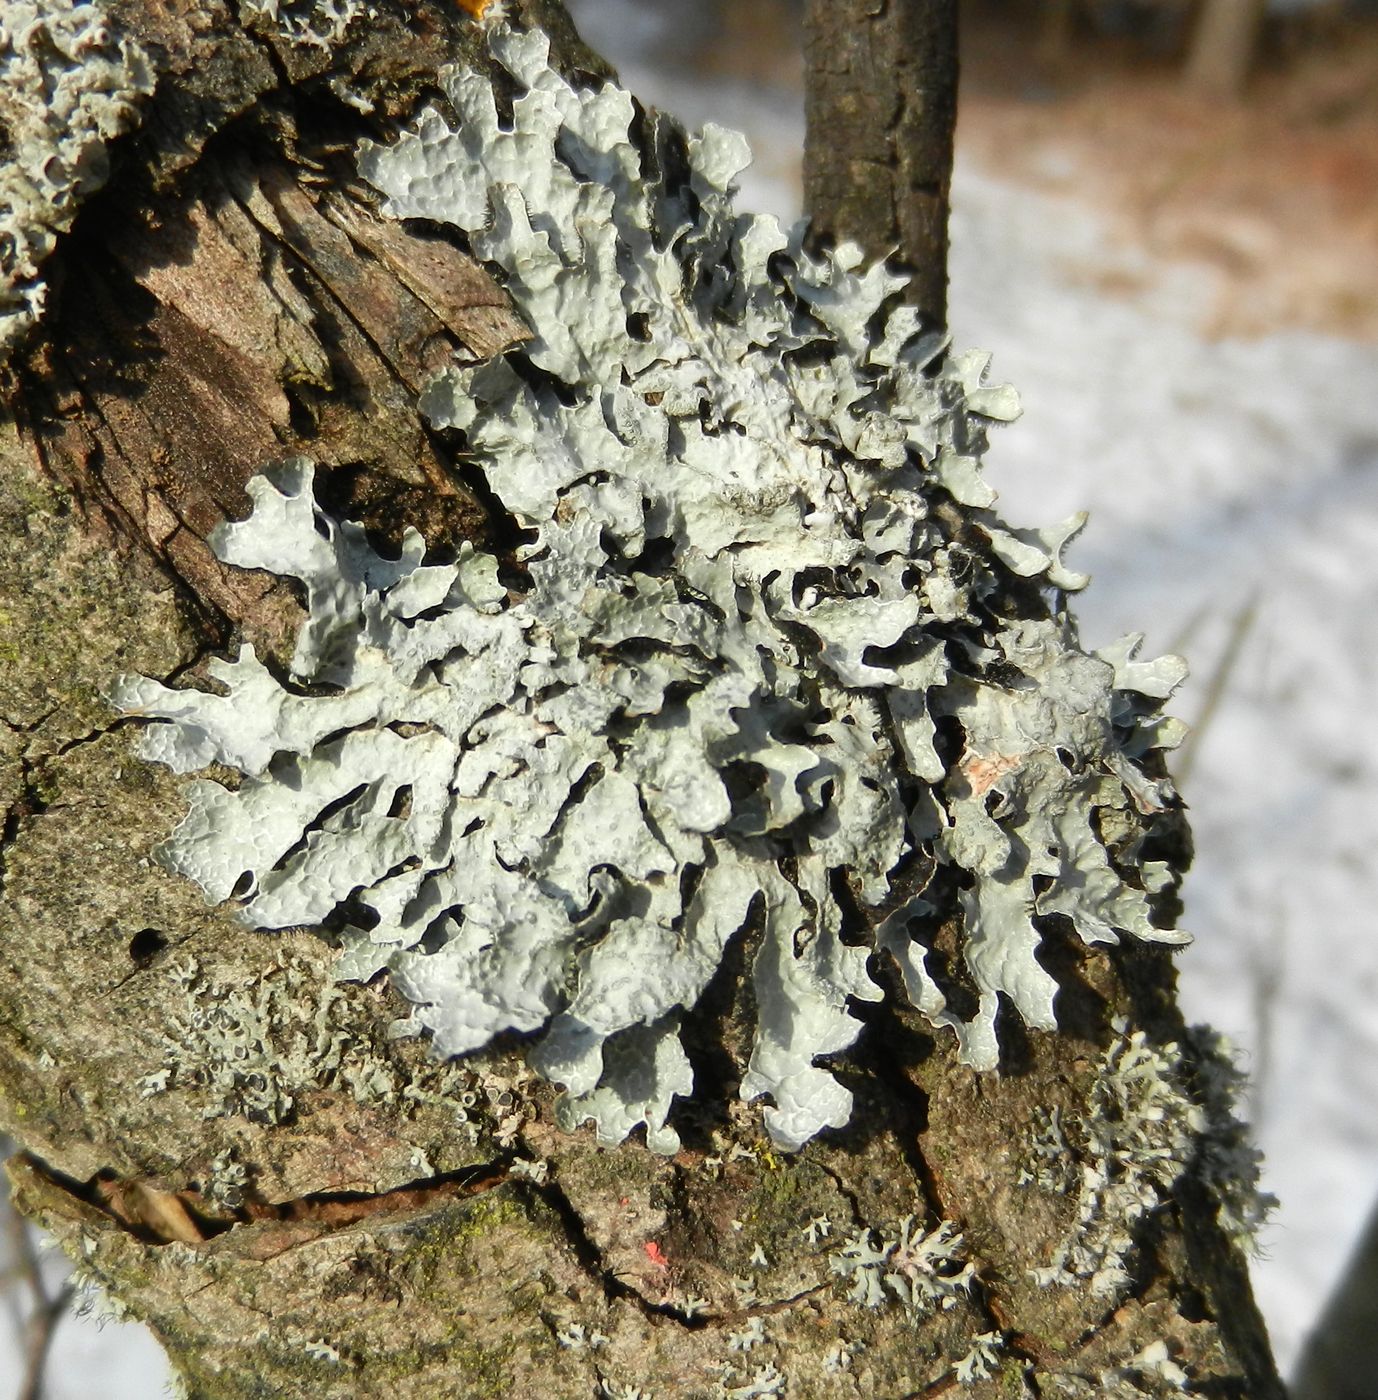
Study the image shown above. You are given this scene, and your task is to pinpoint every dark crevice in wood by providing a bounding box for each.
[10,26,525,630]
[527,1174,711,1329]
[0,763,44,903]
[852,999,945,1214]
[673,896,764,1152]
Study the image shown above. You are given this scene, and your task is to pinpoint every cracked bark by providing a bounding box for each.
[0,2,1284,1397]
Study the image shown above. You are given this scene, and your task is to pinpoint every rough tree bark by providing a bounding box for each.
[802,0,958,327]
[0,2,1285,1397]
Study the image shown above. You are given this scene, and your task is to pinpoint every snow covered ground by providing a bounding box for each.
[6,4,1377,1392]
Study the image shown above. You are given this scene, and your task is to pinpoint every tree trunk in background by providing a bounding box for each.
[1038,0,1078,69]
[1291,1196,1378,1400]
[802,0,958,328]
[0,2,1286,1396]
[1186,0,1268,97]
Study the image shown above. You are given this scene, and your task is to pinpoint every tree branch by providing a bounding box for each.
[802,0,959,327]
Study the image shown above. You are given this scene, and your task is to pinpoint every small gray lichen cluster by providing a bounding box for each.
[138,950,480,1135]
[953,1332,1005,1386]
[1028,1027,1205,1294]
[1046,1341,1193,1399]
[114,25,1190,1153]
[239,0,369,51]
[722,1208,998,1390]
[0,0,153,356]
[1022,1026,1272,1289]
[828,1215,975,1316]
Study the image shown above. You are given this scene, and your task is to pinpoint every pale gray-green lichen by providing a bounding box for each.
[0,0,153,356]
[1046,1340,1194,1398]
[827,1215,975,1316]
[112,25,1189,1153]
[954,1332,1005,1386]
[239,0,368,50]
[139,950,481,1135]
[1028,1027,1204,1294]
[1022,1024,1273,1294]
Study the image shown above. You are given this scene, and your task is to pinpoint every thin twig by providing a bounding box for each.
[4,1156,75,1400]
[1176,592,1258,787]
[17,1284,74,1400]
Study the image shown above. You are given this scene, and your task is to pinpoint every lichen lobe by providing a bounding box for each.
[112,24,1188,1154]
[0,0,154,356]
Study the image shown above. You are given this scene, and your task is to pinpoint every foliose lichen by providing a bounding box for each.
[954,1331,1005,1386]
[239,0,369,50]
[1046,1340,1194,1398]
[827,1215,975,1316]
[0,0,153,356]
[112,24,1190,1153]
[718,1365,784,1400]
[1022,1024,1273,1294]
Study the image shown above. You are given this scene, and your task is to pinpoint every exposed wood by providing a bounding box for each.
[21,148,526,641]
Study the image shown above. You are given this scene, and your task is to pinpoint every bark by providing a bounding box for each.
[1185,0,1268,98]
[0,3,1285,1397]
[802,0,958,328]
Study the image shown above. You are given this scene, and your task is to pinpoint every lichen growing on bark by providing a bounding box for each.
[112,23,1190,1155]
[240,0,367,51]
[1021,1025,1273,1295]
[0,0,153,356]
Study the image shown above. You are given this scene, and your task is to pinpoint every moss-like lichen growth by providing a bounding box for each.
[137,948,483,1133]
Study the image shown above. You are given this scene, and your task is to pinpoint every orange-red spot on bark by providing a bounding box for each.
[644,1240,669,1270]
[456,0,494,16]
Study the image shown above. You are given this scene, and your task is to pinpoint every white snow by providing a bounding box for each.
[955,162,1378,1372]
[0,1214,174,1400]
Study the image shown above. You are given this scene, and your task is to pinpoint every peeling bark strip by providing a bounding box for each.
[0,2,1286,1397]
[803,0,959,328]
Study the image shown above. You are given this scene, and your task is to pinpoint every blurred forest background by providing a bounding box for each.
[4,0,1377,1394]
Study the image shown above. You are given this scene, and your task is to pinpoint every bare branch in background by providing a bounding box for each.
[3,1148,73,1400]
[1187,0,1268,97]
[802,0,958,327]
